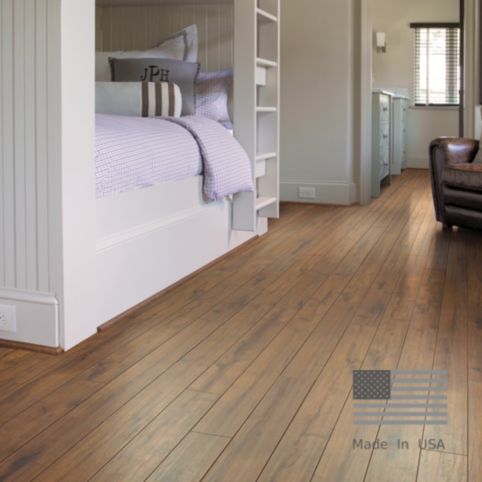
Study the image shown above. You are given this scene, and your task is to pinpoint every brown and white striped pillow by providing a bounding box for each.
[141,81,182,117]
[96,81,182,118]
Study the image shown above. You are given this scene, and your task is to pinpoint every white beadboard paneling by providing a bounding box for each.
[0,0,59,294]
[96,4,234,71]
[1,0,17,288]
[35,0,50,292]
[25,0,38,289]
[0,2,7,286]
[46,0,63,301]
[95,7,104,50]
[14,0,28,290]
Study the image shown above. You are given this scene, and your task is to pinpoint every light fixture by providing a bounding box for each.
[376,32,387,53]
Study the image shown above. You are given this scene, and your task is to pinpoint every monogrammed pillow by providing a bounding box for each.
[110,58,200,115]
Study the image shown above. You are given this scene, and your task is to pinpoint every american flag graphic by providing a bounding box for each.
[352,370,448,426]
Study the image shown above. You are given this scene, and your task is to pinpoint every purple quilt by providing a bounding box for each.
[95,114,254,201]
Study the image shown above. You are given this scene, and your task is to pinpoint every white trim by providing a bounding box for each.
[464,0,478,138]
[0,288,58,306]
[280,180,358,206]
[0,288,59,347]
[359,0,373,205]
[96,206,206,254]
[406,156,429,169]
[350,182,360,205]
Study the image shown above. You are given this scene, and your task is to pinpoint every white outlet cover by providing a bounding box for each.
[0,304,17,333]
[298,187,316,200]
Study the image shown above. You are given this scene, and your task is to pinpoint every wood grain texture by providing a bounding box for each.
[417,451,467,482]
[467,231,482,482]
[0,171,479,482]
[146,432,230,482]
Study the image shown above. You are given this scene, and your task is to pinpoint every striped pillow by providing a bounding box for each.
[95,81,183,118]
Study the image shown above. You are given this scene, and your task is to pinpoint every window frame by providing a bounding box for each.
[410,22,461,108]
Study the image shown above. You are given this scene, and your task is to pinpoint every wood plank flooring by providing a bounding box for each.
[0,169,480,482]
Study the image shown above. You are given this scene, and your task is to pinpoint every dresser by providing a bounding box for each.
[392,96,409,175]
[372,91,393,198]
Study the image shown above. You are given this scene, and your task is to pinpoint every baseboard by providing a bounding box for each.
[280,180,359,205]
[0,288,59,348]
[406,156,430,169]
[0,339,63,355]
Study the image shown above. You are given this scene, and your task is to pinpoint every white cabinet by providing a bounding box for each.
[372,91,393,198]
[392,96,409,175]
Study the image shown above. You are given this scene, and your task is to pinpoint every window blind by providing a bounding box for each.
[411,23,460,106]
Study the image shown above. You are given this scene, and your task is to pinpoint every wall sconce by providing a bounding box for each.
[376,32,387,53]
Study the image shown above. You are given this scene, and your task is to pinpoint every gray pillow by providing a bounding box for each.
[110,58,200,116]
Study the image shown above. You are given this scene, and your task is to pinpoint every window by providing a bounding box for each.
[411,23,461,106]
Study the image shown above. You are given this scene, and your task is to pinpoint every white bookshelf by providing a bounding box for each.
[233,0,280,231]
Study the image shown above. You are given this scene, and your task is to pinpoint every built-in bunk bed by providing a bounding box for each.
[94,0,280,325]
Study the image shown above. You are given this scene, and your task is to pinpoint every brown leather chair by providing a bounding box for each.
[430,138,482,230]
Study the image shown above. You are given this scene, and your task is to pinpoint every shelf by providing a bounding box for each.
[256,152,277,161]
[256,66,267,86]
[256,106,277,113]
[255,153,276,178]
[255,160,266,179]
[256,57,278,68]
[257,8,278,23]
[256,196,277,211]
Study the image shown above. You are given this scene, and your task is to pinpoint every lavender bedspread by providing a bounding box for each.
[95,114,253,201]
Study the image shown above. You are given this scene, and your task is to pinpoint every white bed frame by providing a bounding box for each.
[96,177,266,324]
[93,0,280,328]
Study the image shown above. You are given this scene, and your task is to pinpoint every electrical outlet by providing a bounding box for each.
[298,187,316,200]
[0,305,16,333]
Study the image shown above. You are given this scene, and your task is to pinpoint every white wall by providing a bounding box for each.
[0,0,96,350]
[280,0,358,205]
[370,0,460,168]
[59,0,97,350]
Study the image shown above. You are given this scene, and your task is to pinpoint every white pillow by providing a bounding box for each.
[180,24,198,63]
[96,82,183,118]
[96,24,198,81]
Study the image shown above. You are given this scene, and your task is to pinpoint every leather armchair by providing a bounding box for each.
[430,137,482,230]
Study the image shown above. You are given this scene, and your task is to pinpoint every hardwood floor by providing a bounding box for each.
[0,169,480,482]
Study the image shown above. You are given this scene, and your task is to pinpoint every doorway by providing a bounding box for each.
[358,0,470,204]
